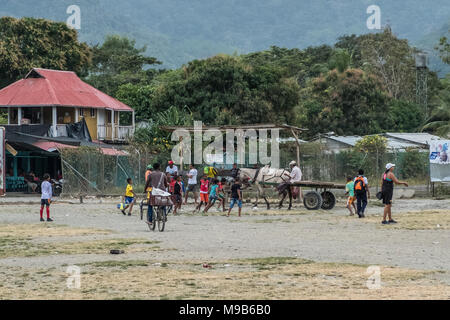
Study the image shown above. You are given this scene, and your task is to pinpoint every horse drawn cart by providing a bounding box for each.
[259,181,346,211]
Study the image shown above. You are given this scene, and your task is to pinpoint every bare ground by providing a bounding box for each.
[0,197,449,299]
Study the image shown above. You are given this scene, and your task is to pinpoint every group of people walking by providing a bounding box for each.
[119,159,409,226]
[345,163,408,224]
[127,161,244,226]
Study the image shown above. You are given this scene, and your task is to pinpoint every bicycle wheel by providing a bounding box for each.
[157,207,165,232]
[140,199,145,220]
[151,209,157,231]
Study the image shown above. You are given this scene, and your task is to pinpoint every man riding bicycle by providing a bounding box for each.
[144,163,169,227]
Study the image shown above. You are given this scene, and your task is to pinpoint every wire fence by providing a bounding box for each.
[60,146,168,197]
[280,143,430,184]
[60,142,434,197]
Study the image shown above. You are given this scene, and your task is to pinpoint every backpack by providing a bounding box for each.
[354,176,366,194]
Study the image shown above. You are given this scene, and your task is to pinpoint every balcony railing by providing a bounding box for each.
[98,125,134,142]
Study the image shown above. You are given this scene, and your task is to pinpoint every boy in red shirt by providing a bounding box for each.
[195,175,209,212]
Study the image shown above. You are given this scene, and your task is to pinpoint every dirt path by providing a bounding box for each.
[0,198,449,274]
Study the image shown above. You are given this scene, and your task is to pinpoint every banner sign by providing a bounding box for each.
[430,140,450,182]
[430,140,449,164]
[0,127,5,195]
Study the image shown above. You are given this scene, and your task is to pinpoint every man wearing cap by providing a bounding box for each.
[354,169,370,218]
[145,164,153,185]
[166,160,178,177]
[289,161,302,201]
[381,163,408,225]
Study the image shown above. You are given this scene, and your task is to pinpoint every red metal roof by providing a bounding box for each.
[0,68,133,112]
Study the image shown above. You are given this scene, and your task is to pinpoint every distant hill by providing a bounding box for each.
[1,0,449,72]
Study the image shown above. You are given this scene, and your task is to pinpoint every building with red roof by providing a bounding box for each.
[0,68,135,193]
[0,68,135,142]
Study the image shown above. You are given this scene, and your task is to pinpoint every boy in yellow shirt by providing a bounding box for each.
[122,178,136,216]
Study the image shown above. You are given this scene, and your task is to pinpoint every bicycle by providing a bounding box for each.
[145,195,172,232]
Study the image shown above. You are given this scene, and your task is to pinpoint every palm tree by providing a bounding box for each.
[422,107,450,138]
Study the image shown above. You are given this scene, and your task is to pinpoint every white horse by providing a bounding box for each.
[238,166,294,210]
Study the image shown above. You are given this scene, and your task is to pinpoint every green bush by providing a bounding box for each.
[397,149,429,179]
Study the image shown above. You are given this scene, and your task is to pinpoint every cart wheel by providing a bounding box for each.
[303,191,323,210]
[321,191,336,210]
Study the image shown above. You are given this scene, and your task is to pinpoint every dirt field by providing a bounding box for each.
[0,197,449,299]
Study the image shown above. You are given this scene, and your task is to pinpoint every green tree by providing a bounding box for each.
[116,84,154,121]
[328,48,352,73]
[86,35,162,96]
[422,75,450,138]
[242,45,333,87]
[0,111,7,125]
[147,54,300,125]
[360,28,416,101]
[131,106,193,151]
[435,30,450,65]
[388,100,425,132]
[355,135,388,183]
[297,69,391,137]
[0,17,92,88]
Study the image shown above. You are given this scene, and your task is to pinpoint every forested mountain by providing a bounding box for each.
[1,0,449,71]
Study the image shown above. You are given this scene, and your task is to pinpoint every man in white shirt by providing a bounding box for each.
[184,164,198,204]
[289,161,302,183]
[289,160,303,201]
[165,160,178,177]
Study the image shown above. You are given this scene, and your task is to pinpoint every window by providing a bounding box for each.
[79,108,84,117]
[90,108,96,118]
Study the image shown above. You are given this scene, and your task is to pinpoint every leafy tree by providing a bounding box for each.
[297,69,391,137]
[91,35,160,74]
[328,48,352,73]
[0,111,7,125]
[422,107,450,138]
[0,17,92,88]
[423,75,450,138]
[435,30,450,65]
[354,135,388,182]
[360,28,416,101]
[355,135,388,154]
[116,84,154,121]
[86,35,162,96]
[398,149,429,179]
[388,100,425,132]
[242,45,333,87]
[131,106,193,150]
[147,54,300,125]
[335,35,364,68]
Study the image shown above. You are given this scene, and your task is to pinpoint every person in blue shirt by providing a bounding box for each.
[203,179,219,214]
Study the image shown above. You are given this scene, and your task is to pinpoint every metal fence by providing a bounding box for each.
[60,142,432,197]
[280,143,430,184]
[60,146,169,197]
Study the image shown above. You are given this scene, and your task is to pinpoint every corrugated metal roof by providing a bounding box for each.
[325,136,362,146]
[0,68,133,111]
[384,132,442,146]
[386,139,422,150]
[321,135,431,151]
